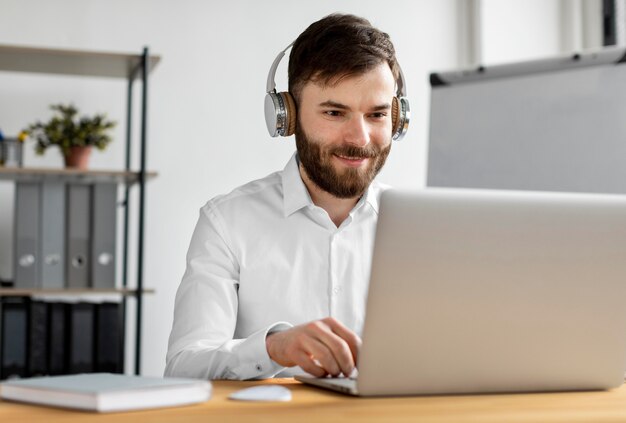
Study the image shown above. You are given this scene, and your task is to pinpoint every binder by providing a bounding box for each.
[47,302,67,376]
[66,184,91,288]
[27,301,48,377]
[40,181,65,289]
[95,302,123,373]
[67,302,95,374]
[91,183,118,288]
[0,297,28,380]
[14,182,40,288]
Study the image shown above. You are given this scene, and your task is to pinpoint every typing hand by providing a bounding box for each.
[265,317,361,377]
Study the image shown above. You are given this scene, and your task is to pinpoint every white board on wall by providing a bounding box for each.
[427,47,626,194]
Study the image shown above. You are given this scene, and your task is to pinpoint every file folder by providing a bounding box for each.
[40,181,65,289]
[0,297,28,380]
[47,302,67,375]
[27,300,48,377]
[95,302,123,373]
[91,183,118,289]
[67,302,95,374]
[14,182,40,288]
[66,184,91,288]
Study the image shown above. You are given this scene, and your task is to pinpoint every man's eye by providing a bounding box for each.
[370,112,387,119]
[324,110,342,117]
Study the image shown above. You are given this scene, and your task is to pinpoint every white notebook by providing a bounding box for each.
[0,373,211,413]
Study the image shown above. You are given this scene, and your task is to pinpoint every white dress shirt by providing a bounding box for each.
[165,153,387,380]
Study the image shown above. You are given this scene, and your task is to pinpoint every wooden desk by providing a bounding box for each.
[2,378,626,422]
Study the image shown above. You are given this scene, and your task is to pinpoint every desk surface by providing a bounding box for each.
[2,378,626,422]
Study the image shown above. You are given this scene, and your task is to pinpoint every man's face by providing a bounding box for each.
[295,63,395,199]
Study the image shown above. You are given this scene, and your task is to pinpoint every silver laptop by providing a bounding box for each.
[296,188,626,396]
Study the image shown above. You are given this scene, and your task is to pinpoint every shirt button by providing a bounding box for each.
[333,287,340,294]
[256,364,263,372]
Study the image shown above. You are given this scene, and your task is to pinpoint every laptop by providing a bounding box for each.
[296,188,626,396]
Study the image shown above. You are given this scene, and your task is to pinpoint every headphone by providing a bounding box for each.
[264,41,410,141]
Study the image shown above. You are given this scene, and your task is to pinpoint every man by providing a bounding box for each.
[165,13,404,380]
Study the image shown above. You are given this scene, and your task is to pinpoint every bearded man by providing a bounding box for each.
[166,13,405,380]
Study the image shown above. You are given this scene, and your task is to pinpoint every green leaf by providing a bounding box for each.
[21,103,117,155]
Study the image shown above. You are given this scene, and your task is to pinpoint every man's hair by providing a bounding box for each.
[288,13,399,104]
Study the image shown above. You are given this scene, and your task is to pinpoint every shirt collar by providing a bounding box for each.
[361,181,381,214]
[281,152,383,217]
[282,153,313,217]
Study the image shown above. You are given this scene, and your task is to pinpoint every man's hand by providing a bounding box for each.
[265,317,361,377]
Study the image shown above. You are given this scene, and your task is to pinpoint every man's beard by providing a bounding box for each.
[295,124,391,199]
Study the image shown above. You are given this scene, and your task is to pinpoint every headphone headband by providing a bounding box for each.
[266,42,294,94]
[266,41,408,98]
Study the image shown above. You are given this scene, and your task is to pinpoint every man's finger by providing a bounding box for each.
[323,318,362,364]
[302,337,342,376]
[293,350,327,378]
[311,328,355,376]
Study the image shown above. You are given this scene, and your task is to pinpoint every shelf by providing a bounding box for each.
[0,288,155,297]
[0,167,158,184]
[0,43,157,375]
[0,44,160,80]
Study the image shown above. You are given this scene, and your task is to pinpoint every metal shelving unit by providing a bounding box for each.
[0,288,155,297]
[0,44,160,375]
[0,168,157,184]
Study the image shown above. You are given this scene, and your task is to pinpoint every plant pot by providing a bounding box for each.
[64,146,93,169]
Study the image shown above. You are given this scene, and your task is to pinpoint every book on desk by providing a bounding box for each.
[0,373,211,412]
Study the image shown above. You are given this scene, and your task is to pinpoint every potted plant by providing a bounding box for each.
[23,104,116,169]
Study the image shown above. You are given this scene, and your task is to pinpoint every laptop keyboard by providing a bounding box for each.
[326,377,357,389]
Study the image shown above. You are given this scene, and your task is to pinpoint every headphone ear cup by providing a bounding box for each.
[391,96,410,141]
[391,97,400,136]
[264,91,297,137]
[280,92,297,137]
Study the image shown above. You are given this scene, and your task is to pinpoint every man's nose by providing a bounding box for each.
[344,116,370,147]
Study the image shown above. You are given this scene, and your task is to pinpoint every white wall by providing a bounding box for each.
[479,0,604,65]
[0,0,578,377]
[481,0,563,64]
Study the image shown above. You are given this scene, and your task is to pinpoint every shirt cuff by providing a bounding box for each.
[238,321,293,379]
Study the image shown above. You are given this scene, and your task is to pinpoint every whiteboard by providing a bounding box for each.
[427,47,626,194]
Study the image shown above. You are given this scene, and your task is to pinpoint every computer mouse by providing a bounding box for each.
[228,385,292,402]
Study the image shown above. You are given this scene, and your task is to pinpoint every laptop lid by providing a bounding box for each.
[355,188,626,396]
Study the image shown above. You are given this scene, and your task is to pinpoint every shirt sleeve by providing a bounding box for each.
[165,202,293,380]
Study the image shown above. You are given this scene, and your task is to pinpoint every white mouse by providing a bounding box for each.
[228,385,292,402]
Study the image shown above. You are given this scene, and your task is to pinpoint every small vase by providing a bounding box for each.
[64,146,92,170]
